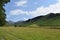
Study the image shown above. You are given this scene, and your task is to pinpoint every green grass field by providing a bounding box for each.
[0,27,60,40]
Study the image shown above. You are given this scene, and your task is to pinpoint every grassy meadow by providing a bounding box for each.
[0,27,60,40]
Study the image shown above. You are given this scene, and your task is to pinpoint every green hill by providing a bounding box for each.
[15,13,60,27]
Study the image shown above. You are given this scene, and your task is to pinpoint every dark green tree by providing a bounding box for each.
[0,0,10,26]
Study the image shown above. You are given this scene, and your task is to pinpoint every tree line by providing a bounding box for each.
[0,0,10,26]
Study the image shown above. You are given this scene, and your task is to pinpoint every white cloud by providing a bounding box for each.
[59,0,60,1]
[10,0,60,18]
[15,0,27,7]
[28,0,60,17]
[10,9,26,15]
[23,17,28,20]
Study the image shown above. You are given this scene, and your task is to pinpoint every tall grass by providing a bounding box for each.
[0,27,60,40]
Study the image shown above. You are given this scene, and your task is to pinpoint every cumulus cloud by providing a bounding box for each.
[29,0,60,17]
[10,9,26,15]
[15,0,27,7]
[59,0,60,1]
[10,0,60,18]
[23,17,28,20]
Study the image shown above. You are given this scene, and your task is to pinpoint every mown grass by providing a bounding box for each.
[0,27,60,40]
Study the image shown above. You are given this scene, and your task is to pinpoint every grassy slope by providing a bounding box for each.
[23,16,60,27]
[35,16,60,26]
[13,14,60,27]
[0,27,60,40]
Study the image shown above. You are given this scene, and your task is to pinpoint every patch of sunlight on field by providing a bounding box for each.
[0,27,60,40]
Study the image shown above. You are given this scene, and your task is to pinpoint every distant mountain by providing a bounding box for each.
[6,21,15,26]
[14,21,26,26]
[14,13,60,27]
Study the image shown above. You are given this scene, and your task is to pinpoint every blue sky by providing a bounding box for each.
[4,0,60,22]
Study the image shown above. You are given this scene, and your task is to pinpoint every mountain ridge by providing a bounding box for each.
[9,13,60,27]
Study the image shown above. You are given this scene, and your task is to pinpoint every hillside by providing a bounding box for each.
[15,13,60,27]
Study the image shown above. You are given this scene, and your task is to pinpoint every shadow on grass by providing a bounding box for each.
[49,27,60,29]
[39,25,60,29]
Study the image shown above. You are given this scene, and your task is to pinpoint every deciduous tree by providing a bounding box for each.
[0,0,10,26]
